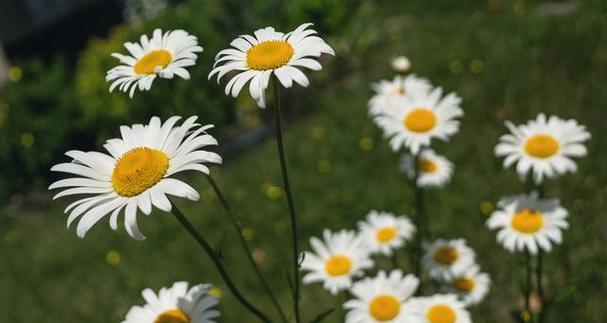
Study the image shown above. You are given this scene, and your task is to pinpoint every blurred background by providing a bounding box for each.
[0,0,605,322]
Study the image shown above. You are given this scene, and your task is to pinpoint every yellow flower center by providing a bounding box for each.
[325,254,352,277]
[246,40,294,70]
[524,134,559,159]
[389,86,406,96]
[111,147,169,197]
[453,277,476,292]
[404,109,437,133]
[427,305,456,323]
[511,208,544,233]
[134,50,172,75]
[419,159,438,173]
[376,226,398,244]
[154,309,190,323]
[433,246,459,265]
[369,295,401,321]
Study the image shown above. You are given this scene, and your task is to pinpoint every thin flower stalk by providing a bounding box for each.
[169,201,273,323]
[205,175,289,323]
[271,77,301,323]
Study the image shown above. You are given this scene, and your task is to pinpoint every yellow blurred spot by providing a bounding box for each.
[21,133,34,148]
[201,188,215,201]
[514,0,526,15]
[470,59,485,74]
[242,228,255,241]
[209,287,222,299]
[5,230,18,244]
[521,310,532,322]
[449,60,464,74]
[317,159,331,173]
[8,67,22,82]
[312,126,325,139]
[480,201,494,216]
[359,137,374,151]
[106,250,120,266]
[264,185,282,199]
[273,221,287,234]
[244,114,261,128]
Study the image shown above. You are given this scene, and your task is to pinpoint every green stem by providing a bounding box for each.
[390,251,400,269]
[524,250,532,320]
[412,152,425,292]
[536,250,545,323]
[272,77,301,323]
[535,184,545,323]
[205,175,289,323]
[169,201,272,323]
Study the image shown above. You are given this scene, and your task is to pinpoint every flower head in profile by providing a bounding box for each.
[401,149,454,188]
[344,270,419,323]
[409,294,472,323]
[391,55,412,73]
[357,210,415,256]
[301,229,373,295]
[443,265,490,305]
[49,116,221,240]
[122,282,219,323]
[495,113,590,183]
[209,23,334,108]
[106,29,203,97]
[423,239,476,281]
[368,74,432,116]
[487,192,568,255]
[374,87,463,154]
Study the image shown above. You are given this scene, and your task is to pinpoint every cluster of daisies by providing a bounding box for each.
[301,210,490,322]
[51,22,336,323]
[368,64,460,188]
[487,113,590,317]
[489,113,590,256]
[423,239,490,306]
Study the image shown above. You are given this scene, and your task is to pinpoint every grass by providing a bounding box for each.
[1,1,607,322]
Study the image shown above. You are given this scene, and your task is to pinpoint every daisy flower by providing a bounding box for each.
[49,116,222,240]
[106,29,203,98]
[423,239,476,281]
[122,281,219,323]
[368,74,432,116]
[301,229,374,295]
[409,294,472,323]
[391,55,411,73]
[208,23,334,108]
[344,270,419,323]
[401,149,454,188]
[374,87,463,154]
[495,113,591,183]
[357,210,415,256]
[486,192,568,254]
[443,265,490,305]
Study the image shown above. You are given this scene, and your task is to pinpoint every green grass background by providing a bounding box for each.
[1,1,606,322]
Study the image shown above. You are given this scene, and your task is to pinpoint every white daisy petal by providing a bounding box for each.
[301,229,373,295]
[495,114,590,182]
[49,116,220,239]
[344,270,419,323]
[357,210,415,256]
[372,86,463,153]
[423,239,476,281]
[106,29,203,97]
[122,282,220,323]
[209,23,334,108]
[486,192,569,254]
[409,294,472,323]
